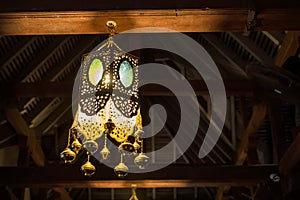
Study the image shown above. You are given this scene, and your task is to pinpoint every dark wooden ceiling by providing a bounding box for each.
[0,1,300,200]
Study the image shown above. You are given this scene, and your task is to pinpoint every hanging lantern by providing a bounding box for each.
[60,20,149,177]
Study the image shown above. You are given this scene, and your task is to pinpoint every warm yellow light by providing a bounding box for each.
[104,74,110,84]
[61,20,145,178]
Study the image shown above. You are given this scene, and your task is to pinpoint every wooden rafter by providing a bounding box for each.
[17,37,68,82]
[20,36,102,126]
[201,33,247,70]
[234,103,267,165]
[0,37,37,68]
[4,106,45,166]
[215,103,267,200]
[227,32,274,66]
[274,31,300,67]
[34,99,72,135]
[0,165,278,188]
[262,31,285,46]
[3,106,71,200]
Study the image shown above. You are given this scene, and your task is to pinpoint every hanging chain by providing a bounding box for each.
[106,21,117,47]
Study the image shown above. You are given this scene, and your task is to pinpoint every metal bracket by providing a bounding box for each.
[244,10,256,35]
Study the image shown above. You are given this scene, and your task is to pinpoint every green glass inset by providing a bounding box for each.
[119,60,133,88]
[89,58,103,86]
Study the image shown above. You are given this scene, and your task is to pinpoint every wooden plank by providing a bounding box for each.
[0,165,278,188]
[274,31,300,67]
[0,80,257,98]
[0,8,299,35]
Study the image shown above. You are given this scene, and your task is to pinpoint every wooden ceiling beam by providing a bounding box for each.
[0,165,278,188]
[0,80,257,98]
[0,10,248,35]
[0,8,300,35]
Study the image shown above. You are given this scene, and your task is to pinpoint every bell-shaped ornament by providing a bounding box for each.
[114,162,129,178]
[71,138,82,154]
[100,146,110,160]
[134,153,150,169]
[83,140,98,154]
[119,141,135,155]
[60,147,76,163]
[133,141,140,152]
[104,119,115,133]
[80,160,96,177]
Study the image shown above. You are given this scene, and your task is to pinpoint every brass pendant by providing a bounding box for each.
[119,141,135,155]
[71,138,82,154]
[134,153,150,169]
[114,162,129,178]
[60,147,76,163]
[100,146,110,160]
[81,154,96,177]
